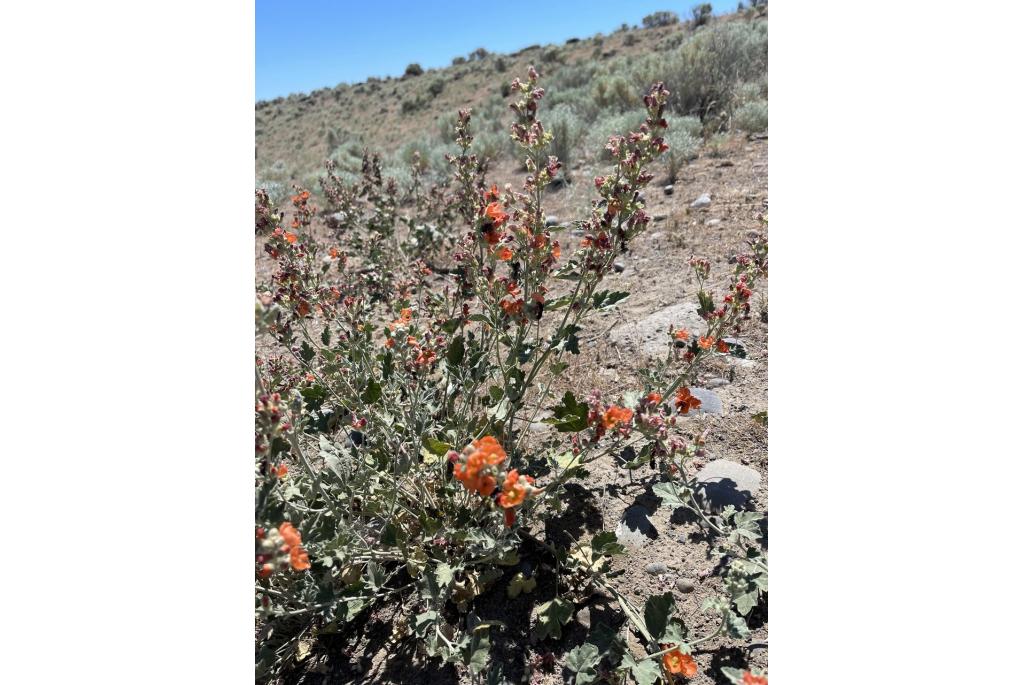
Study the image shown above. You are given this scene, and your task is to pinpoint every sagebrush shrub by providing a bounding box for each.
[643,11,680,28]
[733,99,768,133]
[404,62,424,77]
[255,68,768,684]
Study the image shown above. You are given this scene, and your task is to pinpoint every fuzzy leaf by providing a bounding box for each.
[447,335,465,366]
[533,597,573,641]
[652,481,689,508]
[643,592,675,641]
[361,380,382,404]
[565,643,600,683]
[621,652,660,685]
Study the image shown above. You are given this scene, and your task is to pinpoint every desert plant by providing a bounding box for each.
[733,99,767,133]
[255,72,768,684]
[663,126,700,184]
[691,3,713,27]
[427,79,445,98]
[547,104,584,180]
[642,11,680,28]
[404,62,424,77]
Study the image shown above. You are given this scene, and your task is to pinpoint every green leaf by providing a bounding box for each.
[752,411,767,426]
[300,340,316,363]
[663,619,688,645]
[435,562,455,589]
[447,335,465,366]
[723,609,750,639]
[591,531,625,557]
[361,380,382,404]
[565,643,600,683]
[652,481,690,508]
[643,593,675,641]
[321,326,331,346]
[422,435,453,457]
[532,597,574,641]
[620,652,659,685]
[545,391,590,432]
[593,290,629,310]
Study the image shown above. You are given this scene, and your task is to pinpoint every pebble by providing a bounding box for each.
[690,193,711,209]
[545,215,558,227]
[615,505,658,549]
[576,606,591,629]
[675,578,696,593]
[645,562,669,575]
[663,184,674,196]
[648,232,664,241]
[653,214,667,222]
[696,459,762,508]
[613,261,626,273]
[705,378,729,388]
[707,218,721,227]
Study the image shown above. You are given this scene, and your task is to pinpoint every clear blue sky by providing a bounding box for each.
[256,1,737,101]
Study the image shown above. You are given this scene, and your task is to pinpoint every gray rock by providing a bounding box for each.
[645,562,669,575]
[544,215,558,227]
[706,218,721,227]
[721,337,747,358]
[615,505,658,549]
[613,261,626,273]
[648,232,664,241]
[653,213,668,222]
[675,578,696,593]
[691,193,712,209]
[688,388,723,415]
[696,459,761,508]
[663,184,674,196]
[705,378,729,389]
[609,302,705,358]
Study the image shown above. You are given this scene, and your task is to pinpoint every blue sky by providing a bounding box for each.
[256,1,737,101]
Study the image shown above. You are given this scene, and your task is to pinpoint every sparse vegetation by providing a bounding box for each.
[404,62,424,77]
[643,11,680,29]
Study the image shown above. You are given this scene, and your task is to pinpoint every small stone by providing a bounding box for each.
[675,578,696,593]
[615,505,658,549]
[721,337,747,358]
[645,562,669,575]
[706,218,721,227]
[653,214,667,222]
[696,459,762,508]
[663,184,674,196]
[648,232,664,241]
[613,261,626,273]
[705,378,729,389]
[690,193,711,209]
[688,388,723,415]
[545,215,558,227]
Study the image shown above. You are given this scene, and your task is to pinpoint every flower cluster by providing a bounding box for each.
[255,522,310,578]
[255,392,291,456]
[449,436,540,527]
[662,646,698,678]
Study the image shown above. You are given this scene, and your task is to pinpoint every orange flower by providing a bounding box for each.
[674,387,702,415]
[552,243,561,260]
[504,507,516,528]
[580,237,592,248]
[483,228,502,245]
[272,464,288,478]
[296,300,311,317]
[484,184,500,202]
[716,339,729,353]
[259,563,274,579]
[673,329,689,341]
[742,673,767,685]
[698,336,714,350]
[498,469,528,508]
[484,201,508,227]
[662,648,697,677]
[495,246,514,261]
[602,405,634,430]
[415,348,436,367]
[289,546,310,571]
[500,298,524,316]
[385,337,395,348]
[285,232,298,244]
[473,435,508,465]
[329,247,339,259]
[646,392,663,405]
[278,522,302,548]
[399,308,412,322]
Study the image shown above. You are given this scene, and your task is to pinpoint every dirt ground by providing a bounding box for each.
[256,134,768,684]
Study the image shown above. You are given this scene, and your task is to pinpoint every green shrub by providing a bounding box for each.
[585,110,647,160]
[404,63,424,77]
[452,55,466,65]
[547,104,584,175]
[642,11,680,28]
[663,127,700,184]
[427,79,445,97]
[591,74,639,112]
[691,3,713,27]
[733,99,767,132]
[674,114,704,139]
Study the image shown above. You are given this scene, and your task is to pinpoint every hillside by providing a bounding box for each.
[255,6,767,193]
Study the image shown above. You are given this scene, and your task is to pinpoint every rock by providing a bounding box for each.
[696,459,761,508]
[653,214,667,222]
[721,337,747,358]
[545,215,558,227]
[688,388,723,415]
[705,378,729,389]
[690,193,711,209]
[663,184,674,196]
[609,303,705,358]
[648,232,664,241]
[706,218,721,227]
[615,505,658,549]
[645,562,669,575]
[675,578,696,593]
[613,261,626,273]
